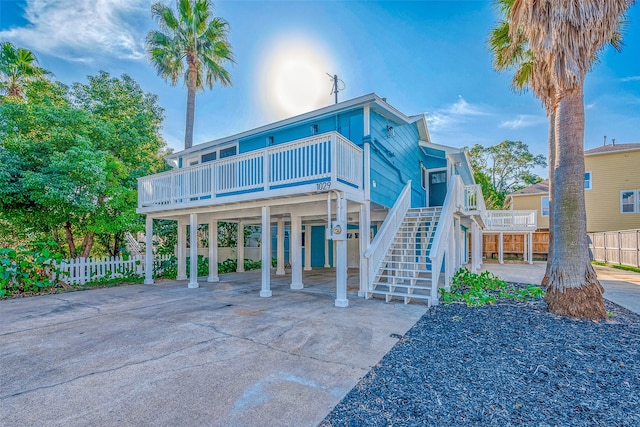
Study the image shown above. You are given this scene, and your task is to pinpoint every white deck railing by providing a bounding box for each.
[139,132,363,208]
[484,210,537,231]
[364,181,413,289]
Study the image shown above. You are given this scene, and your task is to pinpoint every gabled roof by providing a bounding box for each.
[166,93,417,161]
[509,179,549,197]
[585,142,640,155]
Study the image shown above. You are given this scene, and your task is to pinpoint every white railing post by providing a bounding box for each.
[263,149,270,191]
[330,134,338,183]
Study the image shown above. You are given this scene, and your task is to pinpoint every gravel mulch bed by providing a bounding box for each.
[321,294,640,426]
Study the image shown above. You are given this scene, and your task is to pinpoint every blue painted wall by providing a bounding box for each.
[368,111,447,209]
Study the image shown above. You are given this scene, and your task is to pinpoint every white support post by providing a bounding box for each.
[188,213,199,288]
[528,232,534,265]
[177,219,187,280]
[304,225,312,271]
[260,207,272,297]
[471,222,479,273]
[276,218,285,275]
[499,232,504,264]
[237,221,245,272]
[335,194,348,307]
[445,225,455,291]
[358,202,370,297]
[290,215,303,289]
[208,220,219,282]
[144,216,154,285]
[324,232,330,268]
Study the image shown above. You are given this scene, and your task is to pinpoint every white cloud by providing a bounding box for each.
[0,0,150,63]
[499,114,546,130]
[425,96,489,131]
[620,76,640,82]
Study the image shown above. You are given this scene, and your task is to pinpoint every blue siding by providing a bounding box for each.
[368,111,447,208]
[239,110,364,154]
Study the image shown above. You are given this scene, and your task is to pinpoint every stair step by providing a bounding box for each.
[372,281,432,291]
[366,290,431,305]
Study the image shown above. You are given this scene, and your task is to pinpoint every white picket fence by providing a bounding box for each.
[56,255,173,285]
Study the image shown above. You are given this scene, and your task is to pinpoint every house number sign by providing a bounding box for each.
[316,182,331,191]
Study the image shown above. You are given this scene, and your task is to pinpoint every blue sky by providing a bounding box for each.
[1,0,639,177]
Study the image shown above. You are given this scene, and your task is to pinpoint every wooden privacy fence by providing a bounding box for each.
[482,232,549,260]
[588,229,640,268]
[56,255,173,285]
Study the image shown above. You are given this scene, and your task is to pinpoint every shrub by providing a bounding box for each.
[0,241,65,297]
[439,267,544,307]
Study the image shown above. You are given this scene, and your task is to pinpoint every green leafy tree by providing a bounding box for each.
[465,140,545,209]
[146,0,234,149]
[0,74,168,257]
[507,0,633,318]
[0,41,51,99]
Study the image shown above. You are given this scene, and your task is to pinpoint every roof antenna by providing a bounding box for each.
[612,138,616,146]
[603,135,606,146]
[327,73,345,104]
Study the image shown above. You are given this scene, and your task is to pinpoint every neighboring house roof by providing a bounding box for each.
[584,142,640,155]
[166,93,423,162]
[509,180,549,197]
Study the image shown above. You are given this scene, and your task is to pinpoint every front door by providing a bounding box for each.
[428,170,447,207]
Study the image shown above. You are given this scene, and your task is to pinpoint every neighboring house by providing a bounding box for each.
[508,143,640,233]
[137,93,535,307]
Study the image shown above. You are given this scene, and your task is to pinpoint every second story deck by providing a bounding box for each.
[137,132,364,214]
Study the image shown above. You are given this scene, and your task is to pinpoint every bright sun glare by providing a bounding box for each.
[257,33,336,120]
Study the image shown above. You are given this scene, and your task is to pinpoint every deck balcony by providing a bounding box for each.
[137,132,364,214]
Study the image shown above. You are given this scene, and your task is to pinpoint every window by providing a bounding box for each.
[219,146,237,159]
[541,196,550,217]
[621,190,639,213]
[584,171,592,190]
[198,143,238,164]
[201,152,217,163]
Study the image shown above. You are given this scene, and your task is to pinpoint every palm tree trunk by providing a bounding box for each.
[185,84,196,149]
[545,86,605,318]
[542,109,556,288]
[184,60,197,149]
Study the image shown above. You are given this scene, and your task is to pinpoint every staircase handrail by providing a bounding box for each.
[428,175,461,264]
[125,231,142,256]
[364,181,412,285]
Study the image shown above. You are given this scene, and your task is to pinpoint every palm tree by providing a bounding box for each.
[489,0,558,287]
[146,0,234,149]
[0,42,51,98]
[507,0,633,318]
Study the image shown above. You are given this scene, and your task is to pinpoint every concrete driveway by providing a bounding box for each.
[0,269,427,427]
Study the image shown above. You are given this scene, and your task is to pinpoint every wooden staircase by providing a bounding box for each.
[366,207,441,305]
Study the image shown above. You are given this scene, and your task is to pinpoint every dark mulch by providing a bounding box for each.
[321,293,640,427]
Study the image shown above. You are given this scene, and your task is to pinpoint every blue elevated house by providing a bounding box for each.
[137,93,536,307]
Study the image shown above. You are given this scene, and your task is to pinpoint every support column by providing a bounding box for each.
[276,218,286,275]
[208,220,219,282]
[237,221,245,272]
[260,207,272,297]
[335,194,348,307]
[528,232,534,265]
[471,222,479,273]
[188,213,199,288]
[144,216,154,284]
[499,232,504,264]
[324,232,330,268]
[177,220,187,280]
[304,225,312,271]
[358,202,370,297]
[290,215,303,289]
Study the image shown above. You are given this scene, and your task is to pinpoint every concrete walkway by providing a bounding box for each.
[481,262,640,315]
[0,269,426,427]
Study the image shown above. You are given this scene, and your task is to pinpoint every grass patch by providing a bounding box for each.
[591,260,640,274]
[440,268,545,307]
